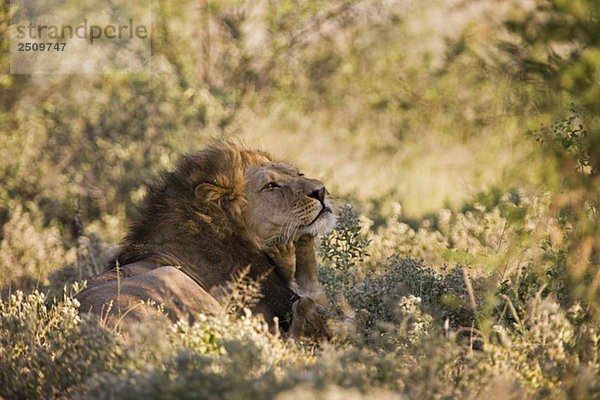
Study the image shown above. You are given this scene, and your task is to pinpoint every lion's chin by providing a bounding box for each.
[301,211,336,237]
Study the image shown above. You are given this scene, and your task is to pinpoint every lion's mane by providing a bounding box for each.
[116,140,299,327]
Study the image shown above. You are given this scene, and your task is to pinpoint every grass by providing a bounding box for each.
[2,198,598,399]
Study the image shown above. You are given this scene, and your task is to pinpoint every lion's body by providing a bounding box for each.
[76,140,334,338]
[76,263,224,327]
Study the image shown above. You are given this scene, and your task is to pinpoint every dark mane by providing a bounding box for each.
[117,139,274,289]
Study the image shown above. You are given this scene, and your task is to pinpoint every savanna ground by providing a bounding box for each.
[1,0,600,398]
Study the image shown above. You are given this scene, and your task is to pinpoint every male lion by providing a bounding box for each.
[76,140,335,339]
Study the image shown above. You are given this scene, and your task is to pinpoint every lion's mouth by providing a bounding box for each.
[307,205,332,226]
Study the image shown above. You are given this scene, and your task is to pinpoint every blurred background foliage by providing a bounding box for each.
[1,0,600,398]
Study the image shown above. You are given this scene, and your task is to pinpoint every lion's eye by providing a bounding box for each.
[299,173,305,177]
[263,182,281,191]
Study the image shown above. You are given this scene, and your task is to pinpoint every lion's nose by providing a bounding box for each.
[307,187,326,203]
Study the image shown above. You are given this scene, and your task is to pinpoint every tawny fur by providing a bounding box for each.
[78,139,334,338]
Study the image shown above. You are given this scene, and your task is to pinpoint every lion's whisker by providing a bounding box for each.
[279,214,295,242]
[285,218,300,242]
[283,218,294,241]
[288,221,301,242]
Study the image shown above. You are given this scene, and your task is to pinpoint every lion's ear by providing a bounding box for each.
[194,180,245,205]
[195,182,227,202]
[194,168,247,218]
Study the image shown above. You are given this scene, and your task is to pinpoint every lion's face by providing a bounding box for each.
[244,162,336,247]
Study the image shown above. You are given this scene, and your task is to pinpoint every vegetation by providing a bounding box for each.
[1,0,599,398]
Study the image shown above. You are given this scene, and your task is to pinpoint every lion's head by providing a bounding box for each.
[79,139,334,339]
[118,139,335,290]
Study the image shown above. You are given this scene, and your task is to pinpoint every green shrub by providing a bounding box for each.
[0,288,125,400]
[483,296,600,396]
[320,204,370,285]
[81,310,308,400]
[0,206,76,293]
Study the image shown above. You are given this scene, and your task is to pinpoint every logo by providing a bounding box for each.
[10,0,151,74]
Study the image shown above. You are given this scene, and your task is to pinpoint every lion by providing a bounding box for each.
[76,139,335,340]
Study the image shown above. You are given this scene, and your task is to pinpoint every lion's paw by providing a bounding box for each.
[266,240,296,286]
[290,297,332,342]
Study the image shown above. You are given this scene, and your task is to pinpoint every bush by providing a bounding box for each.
[0,206,76,293]
[0,288,125,399]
